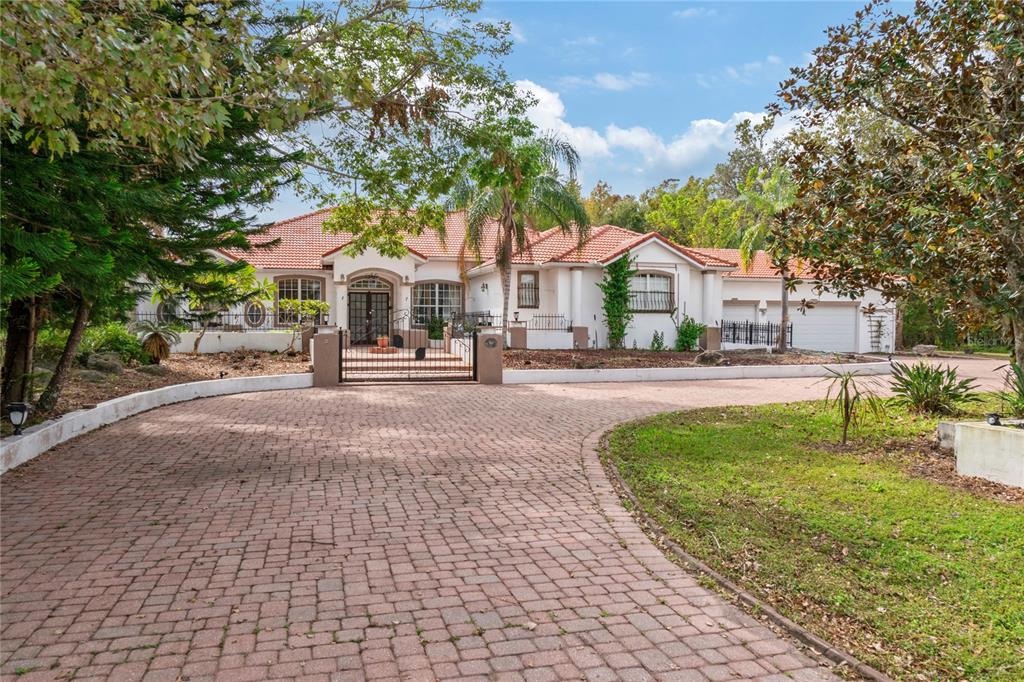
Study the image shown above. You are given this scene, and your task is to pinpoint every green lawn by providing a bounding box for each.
[604,398,1023,680]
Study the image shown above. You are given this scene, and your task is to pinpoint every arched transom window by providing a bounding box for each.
[349,276,390,290]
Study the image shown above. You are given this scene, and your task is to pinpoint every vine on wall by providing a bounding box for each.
[598,256,637,349]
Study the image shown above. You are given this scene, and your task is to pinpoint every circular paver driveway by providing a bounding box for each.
[1,360,1005,681]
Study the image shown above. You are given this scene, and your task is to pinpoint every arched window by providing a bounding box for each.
[629,273,674,312]
[349,276,390,290]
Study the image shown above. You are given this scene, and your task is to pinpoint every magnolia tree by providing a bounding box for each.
[774,0,1024,365]
[278,299,331,353]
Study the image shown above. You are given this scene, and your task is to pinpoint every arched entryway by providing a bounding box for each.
[348,276,392,344]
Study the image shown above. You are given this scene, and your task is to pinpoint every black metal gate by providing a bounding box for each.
[339,329,478,383]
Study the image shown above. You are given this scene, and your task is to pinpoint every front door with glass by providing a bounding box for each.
[349,291,390,344]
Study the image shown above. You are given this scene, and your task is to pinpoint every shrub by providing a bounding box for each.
[887,361,980,415]
[999,363,1024,418]
[79,322,149,365]
[36,322,148,366]
[427,316,445,341]
[650,331,666,351]
[674,315,706,352]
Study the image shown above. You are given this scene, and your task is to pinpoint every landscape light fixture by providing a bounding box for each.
[7,402,29,436]
[986,413,1002,427]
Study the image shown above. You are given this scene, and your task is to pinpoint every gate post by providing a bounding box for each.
[476,332,503,385]
[312,330,340,387]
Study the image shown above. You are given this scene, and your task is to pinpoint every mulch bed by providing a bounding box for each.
[46,350,311,423]
[503,348,873,370]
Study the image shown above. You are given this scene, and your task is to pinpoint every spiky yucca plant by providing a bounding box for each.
[887,362,979,415]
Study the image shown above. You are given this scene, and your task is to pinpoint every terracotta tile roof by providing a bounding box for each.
[221,209,501,269]
[688,248,814,279]
[481,225,736,269]
[222,208,737,271]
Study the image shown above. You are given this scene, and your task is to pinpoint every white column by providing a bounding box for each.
[570,268,583,326]
[335,283,347,329]
[701,271,718,326]
[556,268,571,320]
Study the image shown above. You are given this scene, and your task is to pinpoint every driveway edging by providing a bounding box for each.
[0,372,313,474]
[584,426,893,682]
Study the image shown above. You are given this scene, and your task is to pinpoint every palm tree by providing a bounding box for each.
[739,166,797,352]
[448,135,590,341]
[132,319,182,364]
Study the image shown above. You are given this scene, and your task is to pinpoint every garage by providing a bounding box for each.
[722,301,758,323]
[768,302,858,352]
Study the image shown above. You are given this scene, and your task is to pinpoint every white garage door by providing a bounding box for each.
[768,303,858,352]
[722,302,757,324]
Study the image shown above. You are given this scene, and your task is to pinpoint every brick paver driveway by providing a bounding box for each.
[1,358,1006,681]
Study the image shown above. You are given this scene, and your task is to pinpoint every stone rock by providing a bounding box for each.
[936,422,955,451]
[136,364,170,376]
[86,352,123,374]
[75,369,108,384]
[694,350,725,366]
[913,344,938,356]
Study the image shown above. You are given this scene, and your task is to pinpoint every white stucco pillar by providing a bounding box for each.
[570,268,583,326]
[335,283,348,329]
[556,268,571,320]
[398,283,413,328]
[701,271,718,326]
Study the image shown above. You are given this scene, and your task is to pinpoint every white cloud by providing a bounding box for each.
[509,22,526,44]
[515,81,802,192]
[673,7,717,20]
[605,111,801,170]
[558,71,655,92]
[515,80,611,159]
[697,54,785,88]
[562,35,601,47]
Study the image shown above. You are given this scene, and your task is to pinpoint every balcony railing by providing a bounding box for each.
[517,283,539,308]
[721,319,793,347]
[629,290,675,312]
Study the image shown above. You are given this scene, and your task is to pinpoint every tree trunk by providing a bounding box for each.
[1,298,40,410]
[499,243,512,347]
[193,321,209,354]
[777,266,790,353]
[36,298,91,415]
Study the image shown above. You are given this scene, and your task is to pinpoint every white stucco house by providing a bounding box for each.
[135,208,895,354]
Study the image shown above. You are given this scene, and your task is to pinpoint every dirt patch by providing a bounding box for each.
[46,350,310,422]
[503,348,873,370]
[819,435,1024,505]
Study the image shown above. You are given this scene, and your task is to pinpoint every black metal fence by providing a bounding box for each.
[721,320,793,347]
[134,311,302,332]
[338,329,477,383]
[452,311,573,332]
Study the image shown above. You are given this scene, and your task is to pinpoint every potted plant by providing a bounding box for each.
[376,335,389,348]
[427,316,445,349]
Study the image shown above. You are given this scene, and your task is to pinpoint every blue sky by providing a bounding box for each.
[267,1,877,221]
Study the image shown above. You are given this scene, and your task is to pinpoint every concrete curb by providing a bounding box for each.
[1,373,313,474]
[583,426,892,682]
[505,359,892,384]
